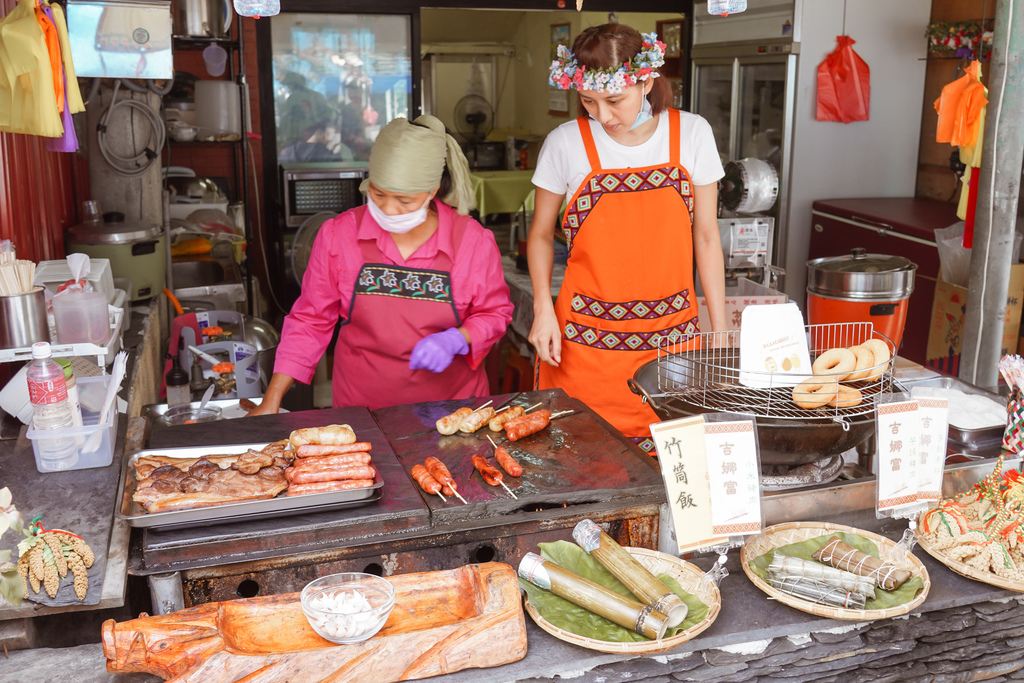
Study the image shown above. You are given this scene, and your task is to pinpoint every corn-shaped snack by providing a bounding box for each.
[41,533,68,579]
[42,561,59,597]
[67,551,89,600]
[61,533,94,568]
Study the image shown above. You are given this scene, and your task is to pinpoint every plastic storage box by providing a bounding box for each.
[26,375,118,472]
[33,258,116,305]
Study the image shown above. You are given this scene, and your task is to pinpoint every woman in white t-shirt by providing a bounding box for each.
[528,23,726,452]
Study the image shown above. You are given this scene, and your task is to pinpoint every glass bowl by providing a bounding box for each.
[160,405,223,426]
[300,573,395,644]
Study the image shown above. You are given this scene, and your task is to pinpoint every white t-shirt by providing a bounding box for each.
[532,110,725,199]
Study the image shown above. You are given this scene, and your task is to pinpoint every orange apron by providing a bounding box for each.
[538,108,700,451]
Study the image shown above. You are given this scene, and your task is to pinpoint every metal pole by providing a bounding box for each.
[960,0,1024,389]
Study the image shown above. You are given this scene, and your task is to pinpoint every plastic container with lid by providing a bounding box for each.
[806,248,917,353]
[52,291,110,345]
[27,375,117,472]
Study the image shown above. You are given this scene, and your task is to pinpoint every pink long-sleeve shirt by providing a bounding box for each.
[274,201,514,403]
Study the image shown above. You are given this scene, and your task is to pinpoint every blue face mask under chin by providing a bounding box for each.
[629,95,653,131]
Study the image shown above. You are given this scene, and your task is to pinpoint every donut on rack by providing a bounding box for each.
[792,377,839,410]
[810,348,856,381]
[845,345,874,381]
[829,384,863,408]
[860,339,891,382]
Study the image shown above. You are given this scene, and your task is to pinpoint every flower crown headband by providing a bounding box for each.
[549,32,666,94]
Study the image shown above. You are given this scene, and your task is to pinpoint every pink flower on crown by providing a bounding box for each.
[558,74,572,89]
[573,69,584,87]
[624,74,635,86]
[637,67,652,79]
[656,40,666,51]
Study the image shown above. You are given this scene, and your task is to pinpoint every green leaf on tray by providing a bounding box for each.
[747,532,925,610]
[520,540,709,643]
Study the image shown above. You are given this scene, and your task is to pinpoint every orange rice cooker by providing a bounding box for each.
[806,248,916,352]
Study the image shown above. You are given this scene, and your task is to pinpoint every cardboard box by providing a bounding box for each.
[697,278,788,331]
[926,264,1024,375]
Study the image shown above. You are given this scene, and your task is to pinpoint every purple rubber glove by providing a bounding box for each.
[409,327,469,373]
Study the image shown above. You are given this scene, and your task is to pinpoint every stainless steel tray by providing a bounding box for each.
[116,443,384,529]
[901,376,1005,447]
[141,399,289,424]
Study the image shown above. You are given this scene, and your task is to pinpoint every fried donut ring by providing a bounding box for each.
[811,348,856,380]
[792,377,839,409]
[829,384,863,408]
[860,339,891,382]
[845,345,874,381]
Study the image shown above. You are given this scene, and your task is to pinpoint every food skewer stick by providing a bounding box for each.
[424,456,470,504]
[486,434,500,449]
[549,410,574,420]
[524,402,543,413]
[444,484,469,505]
[498,479,518,500]
[473,399,493,412]
[471,454,518,499]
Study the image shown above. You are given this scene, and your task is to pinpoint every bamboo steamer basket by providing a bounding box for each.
[916,510,1024,592]
[740,521,930,621]
[523,547,721,654]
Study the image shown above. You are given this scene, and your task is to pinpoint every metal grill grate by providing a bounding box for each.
[656,323,897,422]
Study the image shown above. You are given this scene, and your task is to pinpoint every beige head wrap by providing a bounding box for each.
[359,115,476,215]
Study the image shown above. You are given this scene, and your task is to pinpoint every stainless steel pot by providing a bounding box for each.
[806,248,916,301]
[173,0,233,39]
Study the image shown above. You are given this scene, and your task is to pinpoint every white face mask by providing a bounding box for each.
[366,192,433,234]
[629,94,653,131]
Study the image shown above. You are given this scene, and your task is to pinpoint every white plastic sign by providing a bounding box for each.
[915,397,950,502]
[704,420,762,536]
[875,400,922,515]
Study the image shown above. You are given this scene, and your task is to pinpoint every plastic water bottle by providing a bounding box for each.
[27,342,78,470]
[233,0,279,18]
[707,0,747,16]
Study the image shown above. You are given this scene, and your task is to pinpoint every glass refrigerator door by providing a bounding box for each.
[736,61,787,171]
[692,62,735,164]
[270,14,412,163]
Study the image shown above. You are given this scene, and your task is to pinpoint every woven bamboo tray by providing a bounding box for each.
[523,547,721,654]
[915,510,1024,592]
[740,521,930,621]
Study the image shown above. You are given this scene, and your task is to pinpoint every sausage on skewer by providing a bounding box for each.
[505,410,552,442]
[411,464,446,500]
[472,454,504,487]
[488,406,524,431]
[485,434,523,477]
[424,456,457,490]
[436,407,473,435]
[459,407,495,433]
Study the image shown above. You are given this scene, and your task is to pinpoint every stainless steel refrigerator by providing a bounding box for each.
[690,0,931,301]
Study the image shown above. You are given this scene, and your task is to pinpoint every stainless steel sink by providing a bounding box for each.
[171,245,246,313]
[171,260,229,289]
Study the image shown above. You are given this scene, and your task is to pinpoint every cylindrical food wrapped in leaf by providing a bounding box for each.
[518,553,669,640]
[767,554,876,598]
[573,519,688,627]
[767,576,867,610]
[812,536,911,591]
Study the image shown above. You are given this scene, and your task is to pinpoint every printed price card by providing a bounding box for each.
[915,397,949,503]
[650,416,726,553]
[704,420,762,536]
[875,400,922,515]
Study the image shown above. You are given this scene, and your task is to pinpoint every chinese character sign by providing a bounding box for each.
[915,397,949,502]
[876,400,922,514]
[650,416,726,553]
[704,421,762,536]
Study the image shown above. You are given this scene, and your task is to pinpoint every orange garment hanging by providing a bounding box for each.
[33,0,64,114]
[43,1,84,114]
[934,61,987,147]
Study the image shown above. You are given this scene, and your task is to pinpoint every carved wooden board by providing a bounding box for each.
[102,562,526,682]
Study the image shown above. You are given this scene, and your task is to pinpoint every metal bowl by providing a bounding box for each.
[630,356,879,466]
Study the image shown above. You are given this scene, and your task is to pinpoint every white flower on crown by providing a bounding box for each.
[548,31,666,94]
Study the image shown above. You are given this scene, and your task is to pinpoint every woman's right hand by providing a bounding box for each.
[247,399,280,416]
[529,306,562,367]
[246,373,294,416]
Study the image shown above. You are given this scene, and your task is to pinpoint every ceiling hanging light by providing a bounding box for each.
[233,0,280,19]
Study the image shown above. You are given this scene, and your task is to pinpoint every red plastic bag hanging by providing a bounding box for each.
[816,36,871,123]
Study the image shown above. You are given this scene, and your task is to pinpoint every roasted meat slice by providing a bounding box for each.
[188,459,220,478]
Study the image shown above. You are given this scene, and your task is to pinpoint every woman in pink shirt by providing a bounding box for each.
[251,115,513,413]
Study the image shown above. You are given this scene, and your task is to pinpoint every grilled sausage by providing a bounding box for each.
[285,479,374,496]
[458,407,495,433]
[472,454,503,486]
[289,424,356,450]
[493,445,523,477]
[295,442,372,458]
[436,407,473,435]
[488,406,525,432]
[289,452,373,470]
[424,456,458,491]
[441,483,456,497]
[411,464,443,495]
[287,464,375,484]
[504,410,552,442]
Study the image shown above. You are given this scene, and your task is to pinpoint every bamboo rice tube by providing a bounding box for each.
[573,519,689,628]
[812,536,911,591]
[767,554,876,598]
[518,553,669,640]
[767,576,867,610]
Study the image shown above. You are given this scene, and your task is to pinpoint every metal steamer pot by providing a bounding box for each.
[629,354,889,466]
[65,213,167,301]
[806,249,916,353]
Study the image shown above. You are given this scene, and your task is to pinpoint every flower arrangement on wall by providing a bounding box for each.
[926,21,994,61]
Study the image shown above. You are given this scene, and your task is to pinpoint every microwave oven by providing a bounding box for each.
[281,162,368,228]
